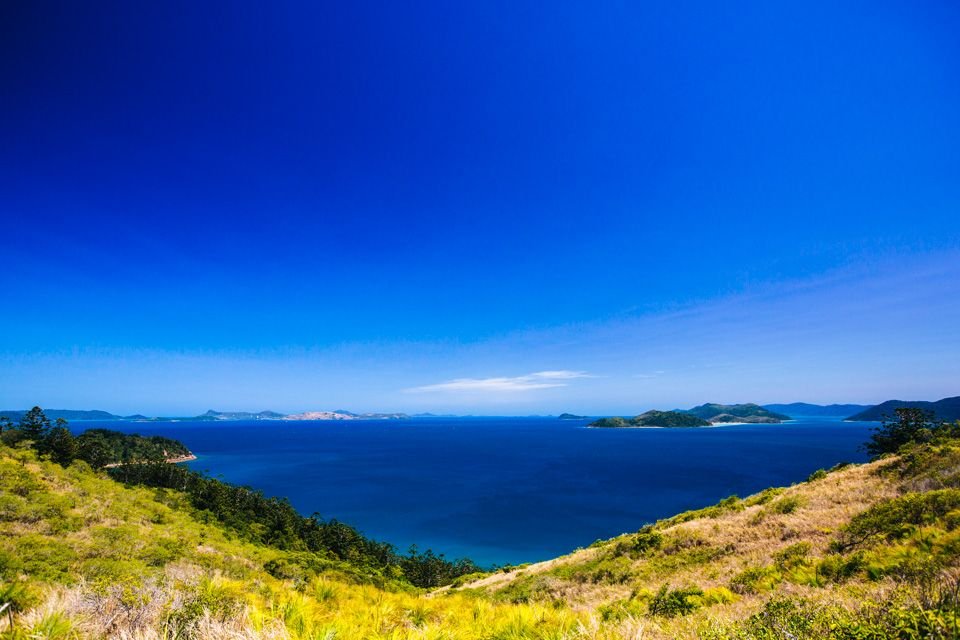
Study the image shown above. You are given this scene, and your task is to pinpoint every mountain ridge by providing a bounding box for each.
[845,395,960,422]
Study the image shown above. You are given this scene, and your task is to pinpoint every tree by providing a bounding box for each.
[866,408,940,457]
[18,406,52,442]
[45,425,77,466]
[75,432,113,468]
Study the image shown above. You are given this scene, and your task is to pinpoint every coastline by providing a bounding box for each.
[102,453,196,468]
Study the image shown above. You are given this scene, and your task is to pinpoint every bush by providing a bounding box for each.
[833,489,960,552]
[774,542,811,570]
[770,495,804,515]
[866,408,955,458]
[648,584,704,617]
[730,566,778,595]
[807,468,828,482]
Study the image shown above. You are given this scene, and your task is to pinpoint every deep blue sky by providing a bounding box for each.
[2,1,958,414]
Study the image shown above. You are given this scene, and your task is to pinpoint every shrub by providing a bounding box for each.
[730,566,778,595]
[774,542,811,570]
[807,468,828,482]
[770,495,804,515]
[833,489,960,552]
[815,553,866,584]
[648,584,704,617]
[743,487,785,507]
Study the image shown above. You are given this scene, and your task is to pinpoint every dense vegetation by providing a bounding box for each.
[590,410,710,428]
[0,407,190,468]
[3,405,960,638]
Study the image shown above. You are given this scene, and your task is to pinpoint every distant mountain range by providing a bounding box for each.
[763,403,871,417]
[0,408,409,422]
[845,396,960,422]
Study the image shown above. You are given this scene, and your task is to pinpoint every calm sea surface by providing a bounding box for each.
[77,416,875,566]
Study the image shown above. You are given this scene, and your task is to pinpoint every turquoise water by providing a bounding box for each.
[88,416,874,567]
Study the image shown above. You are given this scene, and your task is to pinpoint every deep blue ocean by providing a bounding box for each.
[76,416,875,567]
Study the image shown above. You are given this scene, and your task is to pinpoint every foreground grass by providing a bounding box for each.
[2,439,960,639]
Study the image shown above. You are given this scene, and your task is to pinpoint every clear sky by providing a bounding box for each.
[1,2,958,415]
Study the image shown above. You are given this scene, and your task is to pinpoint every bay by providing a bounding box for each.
[81,416,875,567]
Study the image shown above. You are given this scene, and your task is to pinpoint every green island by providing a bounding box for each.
[590,404,793,428]
[590,410,711,428]
[2,406,960,639]
[684,403,791,423]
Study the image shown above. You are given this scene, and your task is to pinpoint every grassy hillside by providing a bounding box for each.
[3,417,960,638]
[452,441,960,638]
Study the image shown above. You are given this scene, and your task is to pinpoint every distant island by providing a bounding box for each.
[763,402,871,417]
[685,403,790,423]
[0,409,144,421]
[589,403,791,428]
[590,410,711,428]
[845,395,960,422]
[558,413,586,420]
[284,410,409,421]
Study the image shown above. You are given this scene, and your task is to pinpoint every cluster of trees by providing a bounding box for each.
[1,406,78,465]
[110,460,482,587]
[866,407,960,457]
[0,407,189,468]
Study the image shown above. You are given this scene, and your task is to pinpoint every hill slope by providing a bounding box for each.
[846,395,960,422]
[3,437,960,639]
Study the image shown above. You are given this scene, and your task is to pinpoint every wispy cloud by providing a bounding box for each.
[632,370,665,379]
[405,370,591,393]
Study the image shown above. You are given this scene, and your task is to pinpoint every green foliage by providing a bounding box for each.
[833,489,960,552]
[807,468,828,482]
[648,584,704,617]
[75,428,190,467]
[44,426,77,466]
[773,542,810,570]
[742,487,785,507]
[589,416,629,428]
[2,407,190,469]
[656,495,743,528]
[769,494,804,515]
[866,408,958,457]
[15,406,51,442]
[729,565,778,595]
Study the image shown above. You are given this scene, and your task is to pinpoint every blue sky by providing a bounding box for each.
[1,1,958,414]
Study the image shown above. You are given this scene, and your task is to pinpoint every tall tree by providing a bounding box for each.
[18,406,51,442]
[866,407,940,457]
[45,425,77,466]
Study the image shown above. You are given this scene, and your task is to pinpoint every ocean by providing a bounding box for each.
[80,416,875,567]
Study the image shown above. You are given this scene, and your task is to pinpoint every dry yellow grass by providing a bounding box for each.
[449,458,907,638]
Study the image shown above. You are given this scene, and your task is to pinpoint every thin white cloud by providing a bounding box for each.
[632,370,665,379]
[405,370,591,393]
